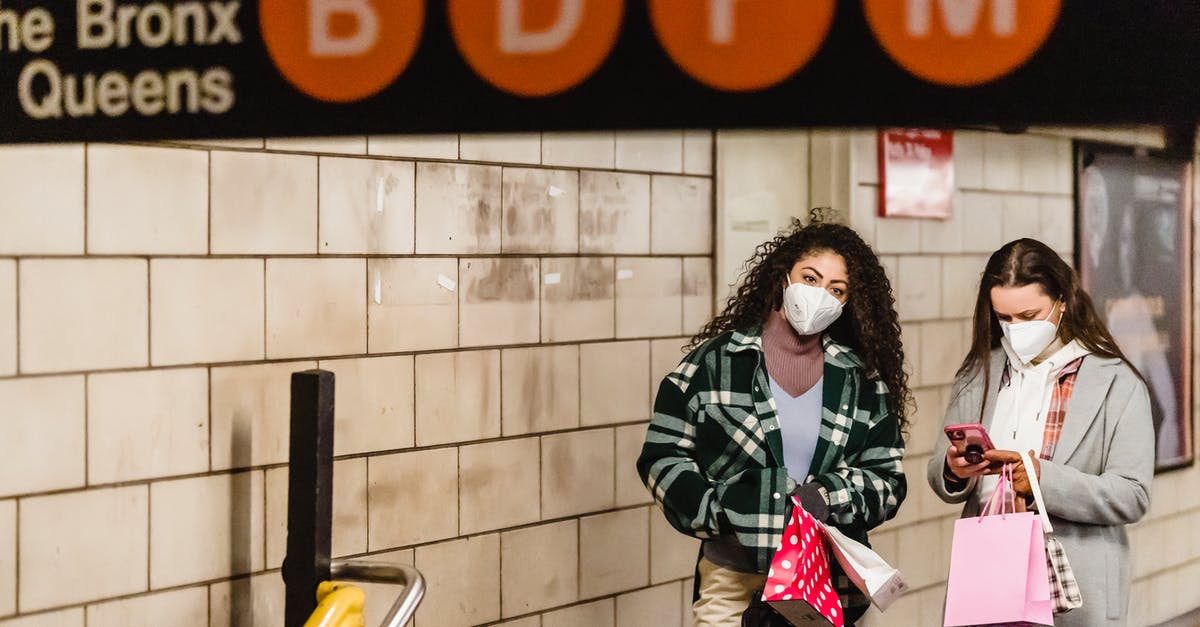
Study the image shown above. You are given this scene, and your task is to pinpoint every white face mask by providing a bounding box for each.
[782,279,844,336]
[999,303,1060,363]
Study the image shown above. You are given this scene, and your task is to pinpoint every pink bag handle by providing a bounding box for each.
[978,463,1015,520]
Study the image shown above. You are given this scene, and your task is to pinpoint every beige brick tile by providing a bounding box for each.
[368,134,459,159]
[493,618,539,627]
[0,261,11,376]
[961,191,1007,253]
[940,255,986,321]
[616,258,682,338]
[320,356,415,456]
[19,486,147,611]
[415,163,502,253]
[954,130,985,190]
[459,257,540,347]
[543,598,614,627]
[460,437,541,534]
[542,429,614,519]
[0,376,85,497]
[1002,194,1041,243]
[916,585,949,626]
[208,572,285,627]
[87,144,208,254]
[210,361,316,470]
[847,184,878,245]
[501,520,578,617]
[502,168,579,253]
[367,258,459,353]
[581,341,650,426]
[0,500,13,616]
[414,534,501,627]
[919,194,964,254]
[982,133,1022,192]
[615,423,652,508]
[88,368,209,484]
[682,258,713,337]
[87,587,208,627]
[895,256,942,322]
[581,508,649,597]
[901,322,923,389]
[0,609,83,627]
[616,131,683,173]
[650,338,688,407]
[166,137,263,149]
[1019,135,1068,194]
[266,136,367,154]
[683,130,713,176]
[873,216,921,254]
[415,350,501,446]
[615,582,682,627]
[150,259,264,366]
[896,518,944,589]
[352,549,415,627]
[461,133,541,164]
[19,259,147,373]
[907,386,946,457]
[264,463,364,568]
[319,156,415,254]
[266,258,366,359]
[580,171,651,254]
[150,471,264,588]
[920,320,966,387]
[210,151,317,254]
[0,144,84,255]
[850,130,878,186]
[541,257,614,343]
[368,448,458,549]
[1039,196,1074,253]
[542,132,615,169]
[651,176,712,255]
[502,345,580,436]
[650,507,699,584]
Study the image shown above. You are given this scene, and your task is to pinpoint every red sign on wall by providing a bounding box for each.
[878,129,955,219]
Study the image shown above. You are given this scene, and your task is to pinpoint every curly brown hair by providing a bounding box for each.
[690,216,911,430]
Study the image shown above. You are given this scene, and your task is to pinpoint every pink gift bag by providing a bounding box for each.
[762,497,843,627]
[943,465,1053,627]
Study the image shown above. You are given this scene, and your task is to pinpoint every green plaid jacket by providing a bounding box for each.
[637,327,906,617]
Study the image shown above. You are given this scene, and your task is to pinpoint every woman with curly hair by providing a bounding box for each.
[637,215,910,626]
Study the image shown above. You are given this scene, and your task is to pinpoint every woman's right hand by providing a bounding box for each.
[945,442,992,480]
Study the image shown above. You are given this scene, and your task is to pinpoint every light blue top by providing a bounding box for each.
[770,375,823,483]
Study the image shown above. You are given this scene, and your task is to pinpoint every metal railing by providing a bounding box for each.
[330,560,426,627]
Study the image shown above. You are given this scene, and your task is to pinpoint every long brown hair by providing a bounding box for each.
[691,216,911,431]
[959,238,1134,383]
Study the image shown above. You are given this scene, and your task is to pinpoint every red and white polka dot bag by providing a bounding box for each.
[761,496,843,627]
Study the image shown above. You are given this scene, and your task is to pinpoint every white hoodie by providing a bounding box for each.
[976,337,1091,510]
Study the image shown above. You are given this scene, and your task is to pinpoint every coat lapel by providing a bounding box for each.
[805,368,845,480]
[1053,356,1118,463]
[978,350,1007,431]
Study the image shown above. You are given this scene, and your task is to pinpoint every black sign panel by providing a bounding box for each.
[0,0,1196,143]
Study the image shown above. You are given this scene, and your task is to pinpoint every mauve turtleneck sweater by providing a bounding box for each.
[762,309,824,396]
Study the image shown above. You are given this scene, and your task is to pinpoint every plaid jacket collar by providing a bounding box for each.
[725,326,865,371]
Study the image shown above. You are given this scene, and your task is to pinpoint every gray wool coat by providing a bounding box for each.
[926,349,1155,627]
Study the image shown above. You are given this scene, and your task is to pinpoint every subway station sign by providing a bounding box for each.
[0,0,1196,143]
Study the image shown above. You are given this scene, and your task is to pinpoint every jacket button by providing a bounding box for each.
[842,404,849,410]
[768,425,776,431]
[773,492,781,500]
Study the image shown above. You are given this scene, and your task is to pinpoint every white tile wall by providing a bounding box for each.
[459,438,541,534]
[502,168,579,253]
[368,134,458,159]
[579,508,650,597]
[150,259,265,365]
[615,258,683,338]
[266,136,367,154]
[210,361,316,470]
[414,535,501,627]
[367,257,459,353]
[616,131,684,173]
[501,521,578,617]
[210,151,317,254]
[0,144,84,255]
[19,259,148,373]
[86,587,208,627]
[87,145,208,254]
[266,258,366,359]
[542,132,615,169]
[580,171,651,254]
[0,261,12,377]
[414,350,501,446]
[458,257,540,347]
[19,486,148,611]
[415,163,502,254]
[320,355,415,456]
[318,156,415,254]
[651,176,713,255]
[0,500,14,616]
[87,368,209,483]
[461,133,541,164]
[0,376,85,497]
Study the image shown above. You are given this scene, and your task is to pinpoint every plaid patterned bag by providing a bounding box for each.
[1020,451,1083,614]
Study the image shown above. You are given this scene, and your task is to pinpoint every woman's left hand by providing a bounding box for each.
[983,449,1041,497]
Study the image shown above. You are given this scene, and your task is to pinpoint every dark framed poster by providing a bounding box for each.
[1075,143,1194,471]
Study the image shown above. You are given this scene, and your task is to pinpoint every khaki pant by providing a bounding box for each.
[693,556,767,627]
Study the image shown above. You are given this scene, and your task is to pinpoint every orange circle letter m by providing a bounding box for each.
[863,0,1061,86]
[261,0,424,102]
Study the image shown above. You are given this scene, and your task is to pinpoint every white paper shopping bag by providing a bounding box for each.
[818,522,909,611]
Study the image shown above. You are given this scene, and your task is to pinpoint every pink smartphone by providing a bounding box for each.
[944,424,995,465]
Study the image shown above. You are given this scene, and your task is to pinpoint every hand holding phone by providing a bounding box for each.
[944,424,995,480]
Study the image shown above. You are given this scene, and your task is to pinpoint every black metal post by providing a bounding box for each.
[282,370,335,627]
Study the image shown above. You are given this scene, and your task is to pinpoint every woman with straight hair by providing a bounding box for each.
[639,215,909,626]
[928,238,1154,627]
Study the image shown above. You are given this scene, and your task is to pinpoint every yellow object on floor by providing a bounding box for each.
[304,581,366,627]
